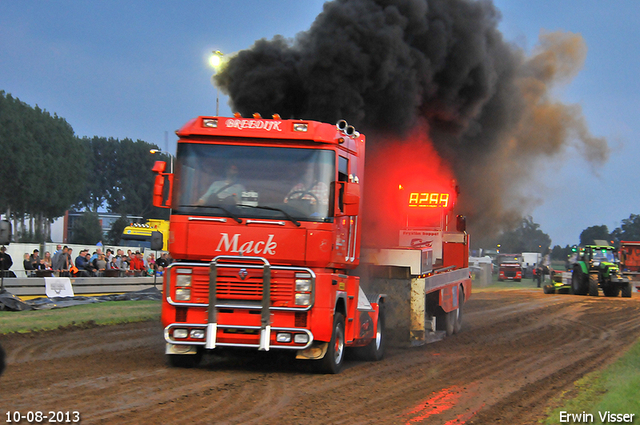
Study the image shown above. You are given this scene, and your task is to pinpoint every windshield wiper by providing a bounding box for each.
[242,205,301,227]
[179,204,242,223]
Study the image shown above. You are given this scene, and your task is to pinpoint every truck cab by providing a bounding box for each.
[498,261,522,282]
[153,116,381,373]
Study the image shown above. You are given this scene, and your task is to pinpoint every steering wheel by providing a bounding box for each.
[285,190,319,205]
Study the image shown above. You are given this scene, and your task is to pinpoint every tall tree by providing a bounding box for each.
[550,244,573,261]
[109,138,167,219]
[496,216,551,254]
[579,225,611,246]
[75,137,119,212]
[69,211,103,244]
[611,214,640,245]
[106,214,130,245]
[0,91,86,231]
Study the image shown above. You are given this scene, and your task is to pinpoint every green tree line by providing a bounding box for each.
[0,91,169,243]
[477,214,640,262]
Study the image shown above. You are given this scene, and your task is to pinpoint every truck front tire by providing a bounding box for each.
[316,313,345,374]
[621,282,632,298]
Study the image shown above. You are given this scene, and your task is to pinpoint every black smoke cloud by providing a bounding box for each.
[215,0,608,240]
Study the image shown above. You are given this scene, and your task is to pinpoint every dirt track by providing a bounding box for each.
[2,289,639,424]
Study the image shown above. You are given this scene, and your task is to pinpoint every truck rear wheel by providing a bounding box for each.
[358,307,385,362]
[588,274,599,296]
[316,313,345,374]
[621,282,632,298]
[436,307,455,336]
[571,265,587,295]
[453,289,464,334]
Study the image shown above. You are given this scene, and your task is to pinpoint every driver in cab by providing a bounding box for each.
[285,164,329,206]
[197,164,245,205]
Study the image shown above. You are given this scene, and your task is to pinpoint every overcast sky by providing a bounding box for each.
[1,1,638,247]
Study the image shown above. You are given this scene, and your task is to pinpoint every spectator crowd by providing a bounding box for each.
[17,245,173,278]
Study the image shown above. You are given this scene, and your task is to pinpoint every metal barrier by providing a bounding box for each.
[2,277,158,297]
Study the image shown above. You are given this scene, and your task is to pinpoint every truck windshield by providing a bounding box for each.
[121,235,151,249]
[173,143,335,222]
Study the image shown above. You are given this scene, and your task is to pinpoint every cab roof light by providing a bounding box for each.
[203,118,218,128]
[293,123,308,132]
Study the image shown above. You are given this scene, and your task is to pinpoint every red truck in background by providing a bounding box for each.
[152,115,471,373]
[620,241,640,291]
[498,262,523,282]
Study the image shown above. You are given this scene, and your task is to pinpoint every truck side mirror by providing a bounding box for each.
[152,161,172,208]
[342,182,360,216]
[150,231,164,251]
[0,221,11,245]
[456,215,466,232]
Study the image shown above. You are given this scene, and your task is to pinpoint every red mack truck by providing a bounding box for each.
[152,114,471,373]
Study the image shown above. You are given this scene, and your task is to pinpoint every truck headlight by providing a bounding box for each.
[295,279,312,292]
[295,293,311,306]
[175,288,191,301]
[176,274,192,287]
[190,329,205,339]
[173,328,188,339]
[294,334,309,344]
[276,333,292,343]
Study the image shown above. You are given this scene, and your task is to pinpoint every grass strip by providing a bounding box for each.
[545,338,640,424]
[0,300,161,334]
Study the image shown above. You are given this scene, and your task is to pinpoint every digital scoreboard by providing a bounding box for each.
[407,192,451,208]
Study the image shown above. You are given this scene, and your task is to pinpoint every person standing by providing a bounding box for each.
[29,249,41,269]
[0,246,14,278]
[52,246,69,275]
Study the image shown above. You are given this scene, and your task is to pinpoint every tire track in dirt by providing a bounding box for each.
[1,290,638,425]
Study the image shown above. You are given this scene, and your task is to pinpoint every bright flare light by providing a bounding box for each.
[210,50,223,68]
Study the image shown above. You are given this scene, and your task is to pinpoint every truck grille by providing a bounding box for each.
[190,267,295,303]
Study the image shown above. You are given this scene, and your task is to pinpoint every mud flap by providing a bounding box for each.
[296,342,328,360]
[166,343,199,355]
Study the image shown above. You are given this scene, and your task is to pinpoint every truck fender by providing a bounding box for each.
[439,285,457,313]
[309,292,348,343]
[334,291,348,316]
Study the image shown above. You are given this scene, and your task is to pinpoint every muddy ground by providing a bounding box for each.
[2,289,639,424]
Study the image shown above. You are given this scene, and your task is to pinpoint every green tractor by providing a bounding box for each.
[572,245,632,297]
